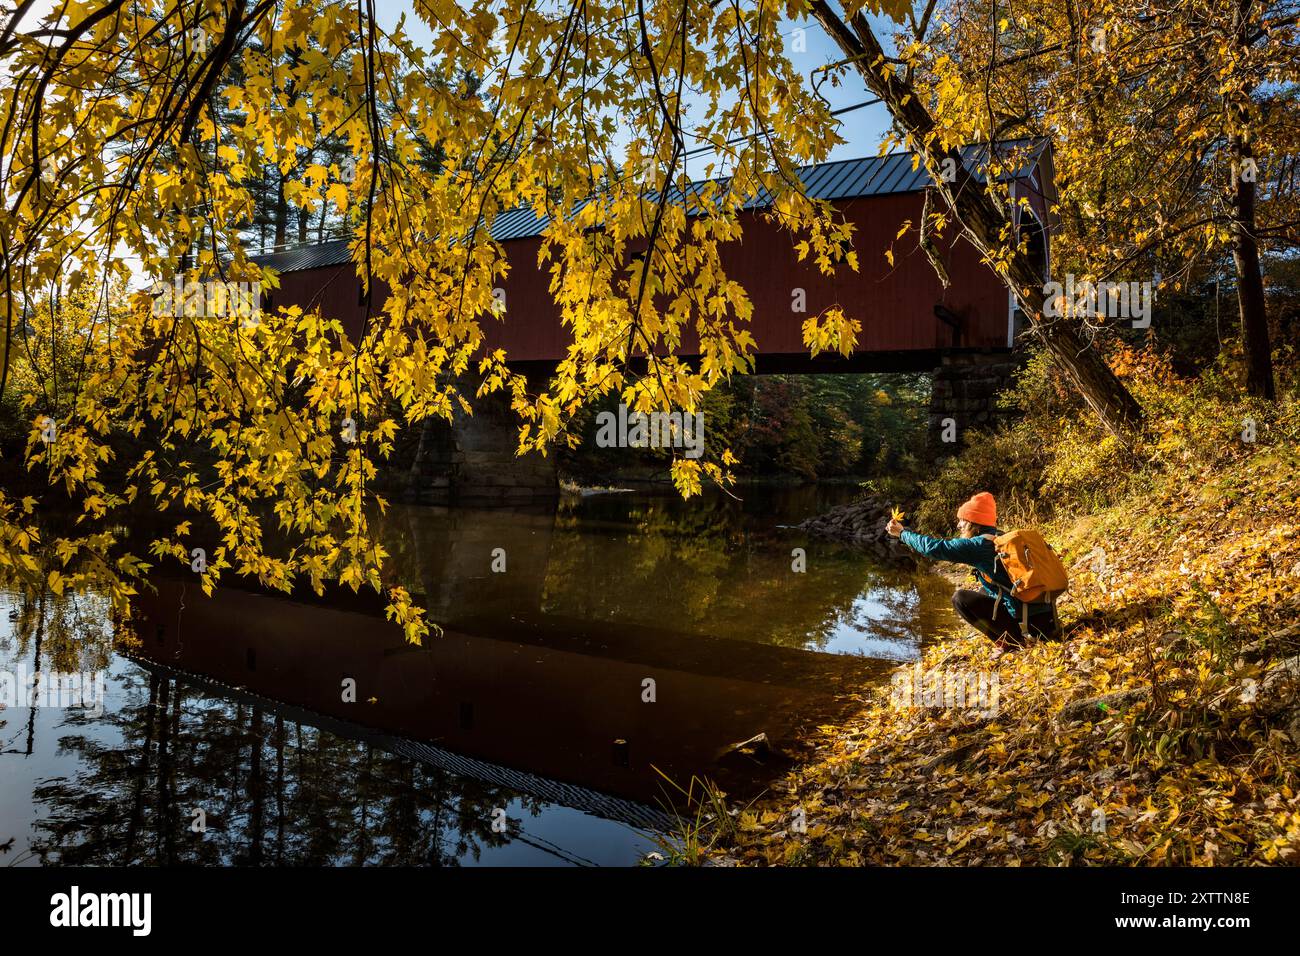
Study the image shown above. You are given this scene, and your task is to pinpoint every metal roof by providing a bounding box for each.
[254,139,1047,275]
[250,237,352,273]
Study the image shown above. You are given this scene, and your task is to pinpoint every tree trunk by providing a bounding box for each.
[1228,0,1275,400]
[809,2,1144,439]
[1230,134,1274,399]
[273,170,288,250]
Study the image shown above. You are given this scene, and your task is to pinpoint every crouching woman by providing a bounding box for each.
[885,492,1058,651]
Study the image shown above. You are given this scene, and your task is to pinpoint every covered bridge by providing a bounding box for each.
[251,140,1054,503]
[254,139,1054,374]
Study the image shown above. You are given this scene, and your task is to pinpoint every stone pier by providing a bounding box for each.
[928,351,1019,455]
[393,387,559,507]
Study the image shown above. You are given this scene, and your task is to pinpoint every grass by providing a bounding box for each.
[645,768,755,866]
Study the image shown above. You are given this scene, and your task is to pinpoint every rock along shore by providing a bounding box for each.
[794,495,917,563]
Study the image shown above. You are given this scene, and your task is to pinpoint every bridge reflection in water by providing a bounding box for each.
[15,489,952,865]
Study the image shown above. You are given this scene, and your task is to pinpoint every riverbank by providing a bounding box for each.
[705,360,1300,866]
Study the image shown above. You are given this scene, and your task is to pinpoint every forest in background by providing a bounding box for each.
[559,372,930,486]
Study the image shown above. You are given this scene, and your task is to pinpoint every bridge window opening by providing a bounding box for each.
[1010,207,1049,343]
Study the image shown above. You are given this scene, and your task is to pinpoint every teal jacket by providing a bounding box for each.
[899,527,1026,620]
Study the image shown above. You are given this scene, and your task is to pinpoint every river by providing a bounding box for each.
[0,485,953,866]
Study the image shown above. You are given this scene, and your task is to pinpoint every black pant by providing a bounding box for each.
[952,589,1056,645]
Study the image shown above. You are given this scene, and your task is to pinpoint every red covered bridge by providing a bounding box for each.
[254,140,1054,374]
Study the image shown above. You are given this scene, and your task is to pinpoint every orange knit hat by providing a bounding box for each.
[956,491,997,526]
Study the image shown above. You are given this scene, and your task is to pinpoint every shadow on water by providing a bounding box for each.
[0,486,954,866]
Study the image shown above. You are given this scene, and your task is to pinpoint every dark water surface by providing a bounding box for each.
[0,486,953,866]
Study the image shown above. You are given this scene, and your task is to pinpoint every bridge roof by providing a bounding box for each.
[253,138,1049,275]
[251,237,354,273]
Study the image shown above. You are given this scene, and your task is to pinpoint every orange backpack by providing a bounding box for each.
[982,529,1070,636]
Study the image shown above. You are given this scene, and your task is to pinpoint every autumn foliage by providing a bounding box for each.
[712,347,1300,865]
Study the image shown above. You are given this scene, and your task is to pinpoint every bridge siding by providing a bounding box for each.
[266,191,1021,362]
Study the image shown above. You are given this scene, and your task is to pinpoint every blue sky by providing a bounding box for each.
[373,2,901,177]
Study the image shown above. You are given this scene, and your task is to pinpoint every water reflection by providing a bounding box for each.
[380,486,953,657]
[30,668,640,865]
[2,487,954,866]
